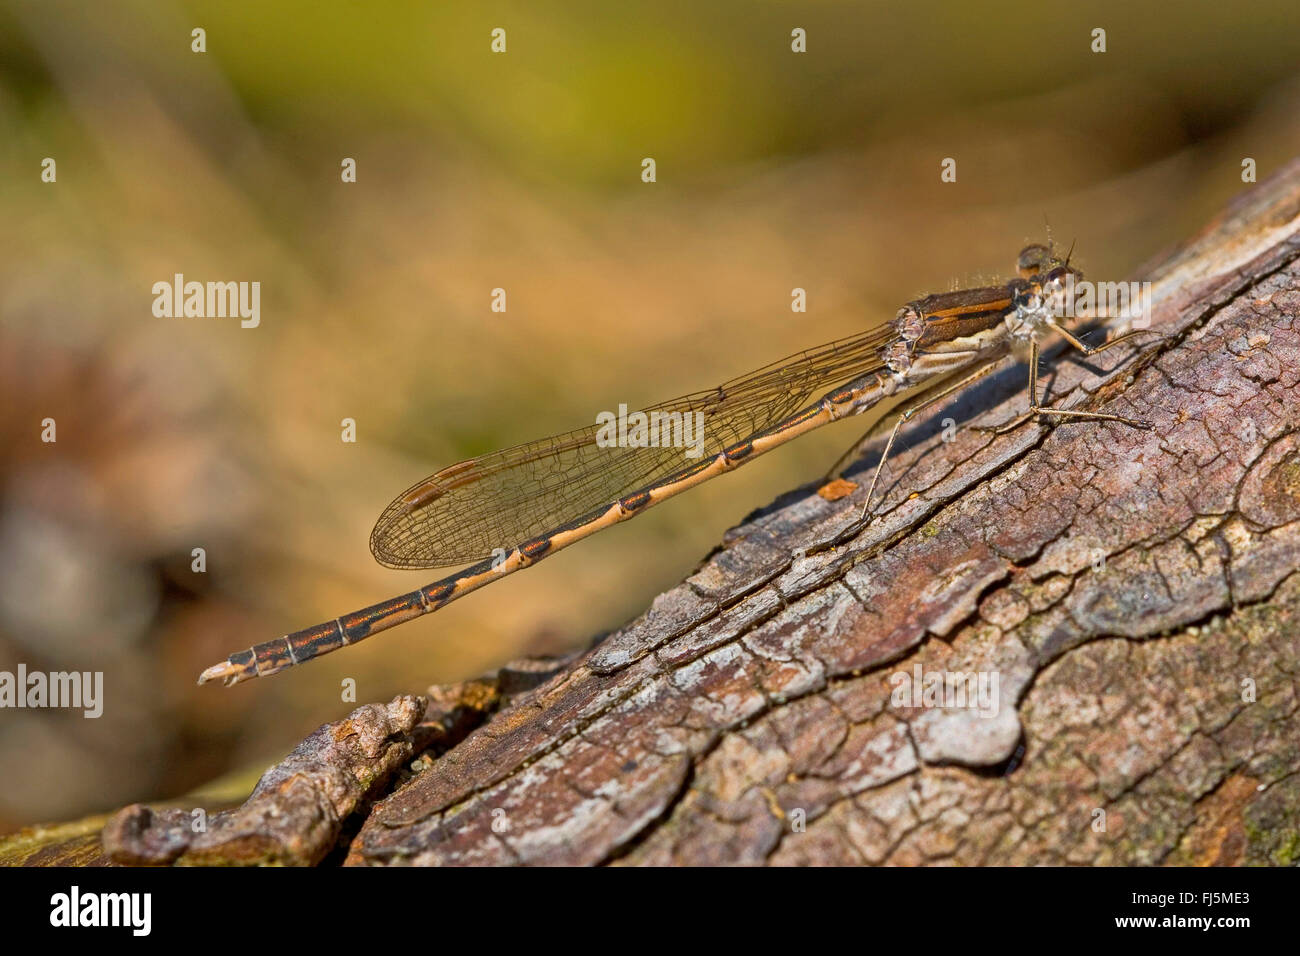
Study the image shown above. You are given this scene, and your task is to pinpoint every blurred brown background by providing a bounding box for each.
[1,0,1299,829]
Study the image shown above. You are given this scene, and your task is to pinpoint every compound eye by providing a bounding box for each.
[1017,243,1052,277]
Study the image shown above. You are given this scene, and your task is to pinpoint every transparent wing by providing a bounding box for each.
[371,324,898,568]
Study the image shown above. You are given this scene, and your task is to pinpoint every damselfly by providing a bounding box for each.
[200,243,1156,686]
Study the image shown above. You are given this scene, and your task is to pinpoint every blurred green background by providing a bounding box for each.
[1,0,1299,828]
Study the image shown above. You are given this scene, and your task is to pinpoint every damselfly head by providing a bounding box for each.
[1016,242,1084,281]
[1016,243,1083,330]
[1011,261,1082,331]
[1026,265,1081,327]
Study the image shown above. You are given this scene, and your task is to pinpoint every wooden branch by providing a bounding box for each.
[12,161,1300,867]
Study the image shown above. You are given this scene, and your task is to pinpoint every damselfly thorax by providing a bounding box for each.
[200,242,1154,686]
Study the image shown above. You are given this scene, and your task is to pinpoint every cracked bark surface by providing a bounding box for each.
[12,163,1300,868]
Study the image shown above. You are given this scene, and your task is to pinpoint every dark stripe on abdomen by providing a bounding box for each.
[339,593,424,643]
[254,639,295,675]
[723,441,754,461]
[620,490,651,511]
[288,619,345,662]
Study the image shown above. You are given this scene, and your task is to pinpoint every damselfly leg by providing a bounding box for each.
[854,359,1006,520]
[976,326,1165,436]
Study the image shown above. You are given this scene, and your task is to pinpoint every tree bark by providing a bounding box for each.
[12,161,1300,867]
